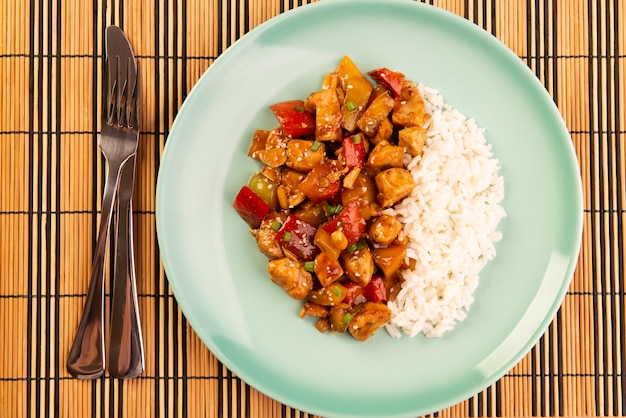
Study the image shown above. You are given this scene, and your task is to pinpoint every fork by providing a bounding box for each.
[67,26,140,379]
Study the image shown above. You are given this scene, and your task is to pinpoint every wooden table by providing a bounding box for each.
[1,0,624,416]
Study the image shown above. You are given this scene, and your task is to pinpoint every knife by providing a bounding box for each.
[108,28,144,379]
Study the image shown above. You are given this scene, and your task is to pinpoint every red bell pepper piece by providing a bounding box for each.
[322,201,366,246]
[342,280,366,306]
[275,214,320,261]
[367,68,405,99]
[362,275,387,303]
[298,161,341,204]
[269,100,316,138]
[233,185,270,228]
[342,134,366,169]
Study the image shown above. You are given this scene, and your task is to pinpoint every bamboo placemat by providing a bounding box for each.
[1,0,624,417]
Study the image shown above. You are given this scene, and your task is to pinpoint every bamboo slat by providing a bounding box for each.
[1,0,624,417]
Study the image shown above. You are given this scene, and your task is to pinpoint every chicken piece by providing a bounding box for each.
[370,117,395,145]
[398,126,427,157]
[286,139,326,172]
[341,245,375,286]
[248,129,270,159]
[314,252,344,287]
[347,302,392,341]
[279,169,307,208]
[356,91,394,137]
[305,88,342,141]
[368,214,402,246]
[366,140,405,170]
[256,128,289,167]
[314,318,331,333]
[256,148,287,168]
[265,128,289,148]
[267,258,313,300]
[252,216,285,259]
[375,168,416,207]
[392,80,429,128]
[299,301,329,318]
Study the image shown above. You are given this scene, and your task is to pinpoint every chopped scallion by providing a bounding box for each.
[348,241,365,253]
[310,140,322,151]
[271,220,282,232]
[352,134,361,144]
[304,261,315,272]
[332,286,341,297]
[342,313,353,324]
[293,105,305,112]
[283,231,292,242]
[327,204,343,215]
[346,101,357,111]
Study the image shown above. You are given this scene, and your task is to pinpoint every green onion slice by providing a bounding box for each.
[293,105,305,112]
[342,313,353,324]
[271,220,282,232]
[348,241,365,253]
[283,231,292,242]
[304,261,315,272]
[332,286,341,297]
[346,101,357,111]
[352,134,361,144]
[310,140,322,151]
[327,204,343,215]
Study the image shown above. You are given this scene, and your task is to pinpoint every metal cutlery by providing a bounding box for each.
[67,26,142,379]
[109,153,144,378]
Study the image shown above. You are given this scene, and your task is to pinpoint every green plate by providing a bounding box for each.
[155,0,583,416]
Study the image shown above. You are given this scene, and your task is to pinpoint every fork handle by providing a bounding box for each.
[67,161,122,379]
[109,157,144,378]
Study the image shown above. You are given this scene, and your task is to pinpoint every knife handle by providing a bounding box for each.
[109,157,144,378]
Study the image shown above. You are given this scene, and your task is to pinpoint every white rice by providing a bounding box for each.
[385,84,506,338]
